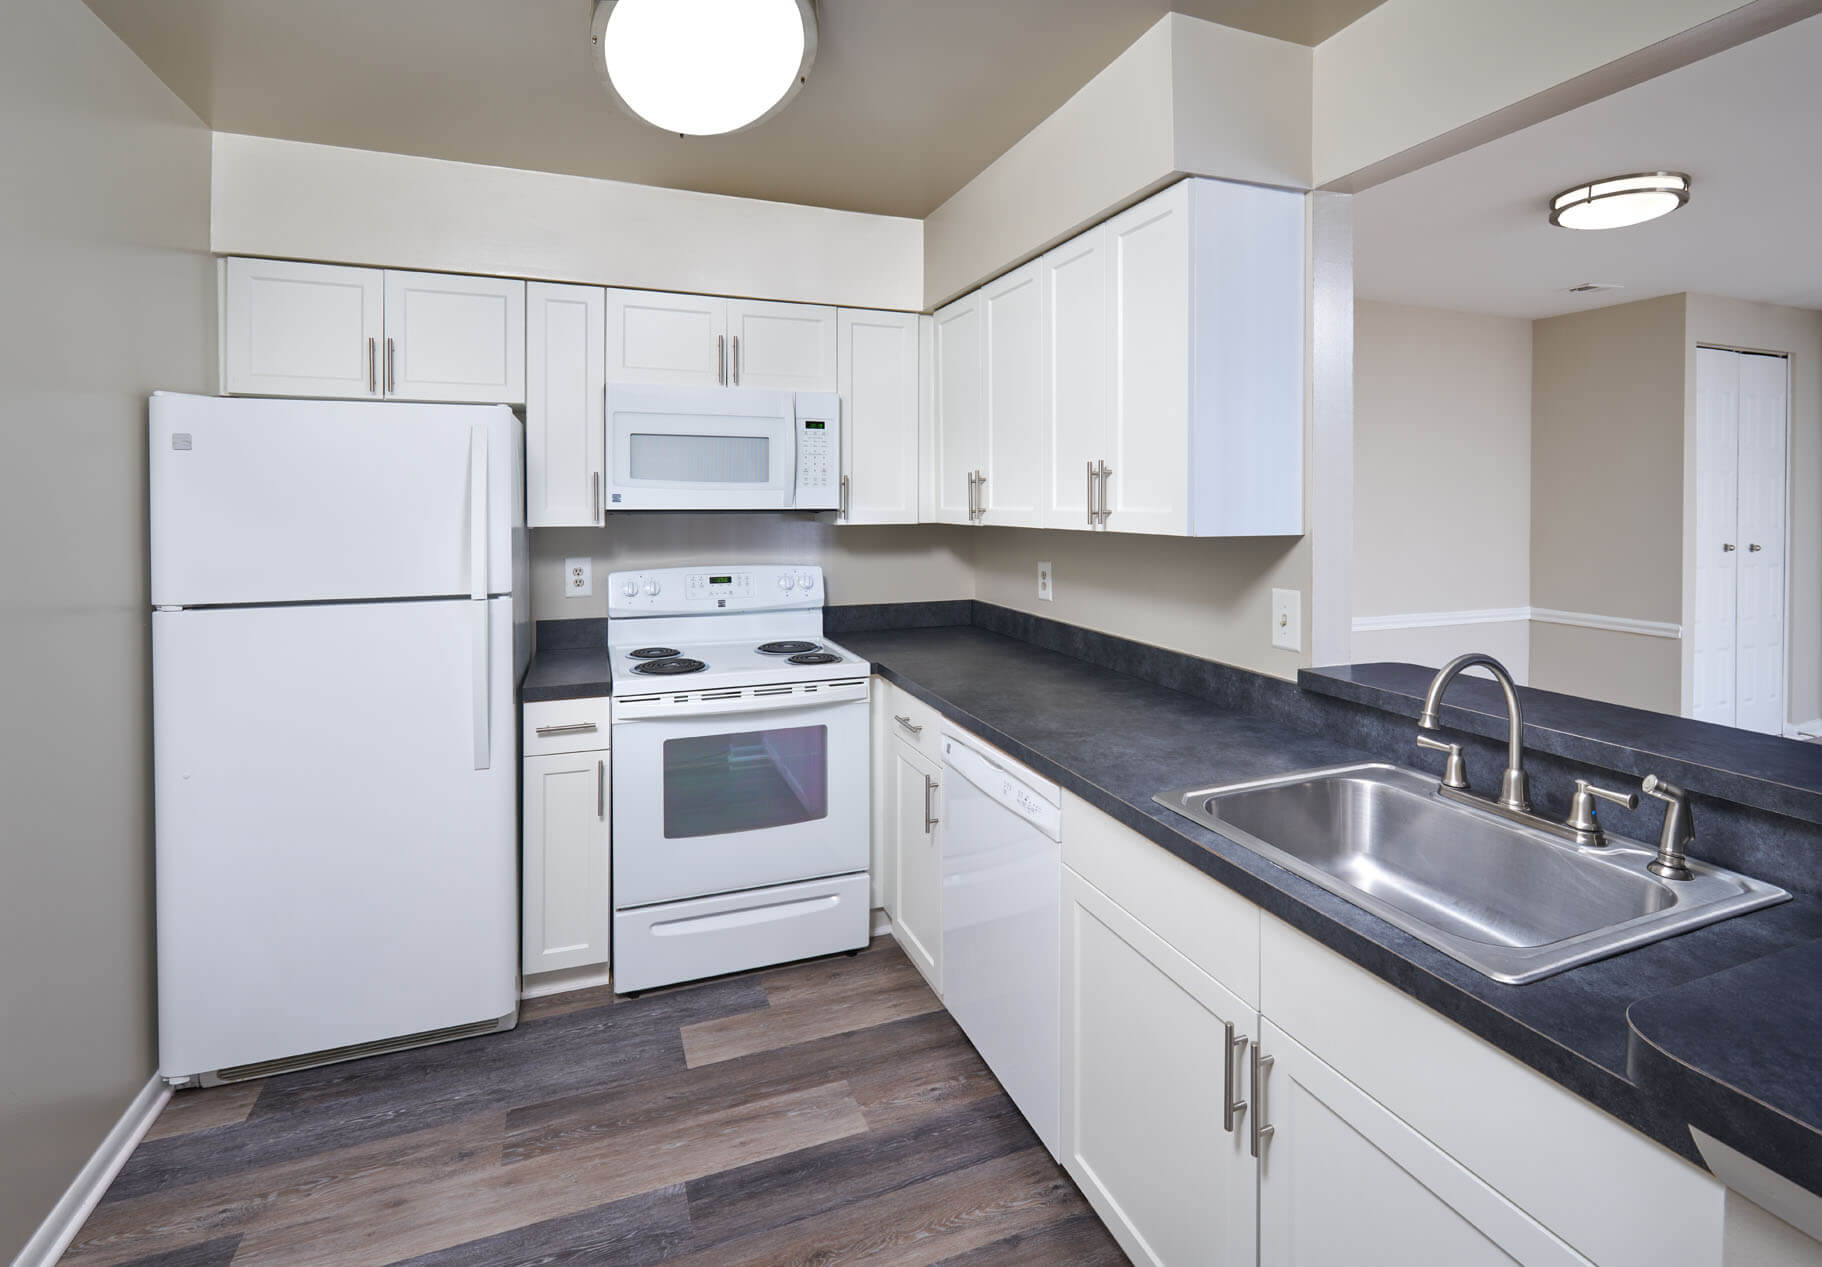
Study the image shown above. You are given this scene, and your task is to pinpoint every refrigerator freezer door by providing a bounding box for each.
[150,393,518,607]
[153,597,517,1079]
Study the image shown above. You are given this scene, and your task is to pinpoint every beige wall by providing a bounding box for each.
[1530,295,1688,714]
[1685,294,1822,725]
[972,529,1311,680]
[212,133,924,311]
[0,1,215,1258]
[531,520,975,621]
[1353,300,1533,622]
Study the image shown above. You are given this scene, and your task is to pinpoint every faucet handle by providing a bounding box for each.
[1416,733,1469,790]
[1566,778,1638,845]
[1641,775,1695,880]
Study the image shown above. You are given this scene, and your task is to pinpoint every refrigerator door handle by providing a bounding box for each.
[468,425,491,771]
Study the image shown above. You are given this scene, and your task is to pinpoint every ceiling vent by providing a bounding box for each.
[1567,282,1623,295]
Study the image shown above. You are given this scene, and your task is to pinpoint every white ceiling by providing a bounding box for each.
[82,0,1382,220]
[1354,13,1822,320]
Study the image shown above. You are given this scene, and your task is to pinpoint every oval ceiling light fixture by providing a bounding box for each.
[1549,172,1691,230]
[591,0,818,137]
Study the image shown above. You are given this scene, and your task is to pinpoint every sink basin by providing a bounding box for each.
[1154,763,1789,983]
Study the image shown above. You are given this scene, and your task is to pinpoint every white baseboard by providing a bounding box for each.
[870,907,893,938]
[1783,719,1822,741]
[11,1074,169,1267]
[519,962,614,1000]
[1352,606,1682,640]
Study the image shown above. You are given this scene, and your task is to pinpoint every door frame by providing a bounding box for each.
[1683,343,1792,730]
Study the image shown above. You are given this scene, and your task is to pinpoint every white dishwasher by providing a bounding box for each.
[940,727,1062,1159]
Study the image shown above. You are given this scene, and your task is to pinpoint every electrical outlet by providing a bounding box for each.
[1037,561,1053,602]
[565,557,593,598]
[1271,588,1301,652]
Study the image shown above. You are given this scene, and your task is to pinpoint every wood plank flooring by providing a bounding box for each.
[65,939,1127,1266]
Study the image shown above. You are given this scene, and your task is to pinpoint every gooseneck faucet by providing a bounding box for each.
[1419,653,1530,813]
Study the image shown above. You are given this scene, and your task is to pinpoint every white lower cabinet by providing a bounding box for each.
[1063,867,1257,1267]
[889,734,943,992]
[521,732,611,977]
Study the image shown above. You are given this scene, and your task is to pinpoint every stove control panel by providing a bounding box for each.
[608,564,823,615]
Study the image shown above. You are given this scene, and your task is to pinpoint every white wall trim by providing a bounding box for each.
[519,963,614,1001]
[1352,607,1531,633]
[1784,719,1822,741]
[11,1075,169,1267]
[1529,607,1682,640]
[1353,606,1683,640]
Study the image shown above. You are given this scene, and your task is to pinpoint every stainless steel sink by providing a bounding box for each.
[1154,763,1789,984]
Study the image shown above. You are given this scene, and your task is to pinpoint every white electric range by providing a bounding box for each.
[606,564,872,993]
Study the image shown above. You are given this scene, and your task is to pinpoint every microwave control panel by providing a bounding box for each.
[793,392,841,511]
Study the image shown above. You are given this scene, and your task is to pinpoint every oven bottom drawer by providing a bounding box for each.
[613,872,870,994]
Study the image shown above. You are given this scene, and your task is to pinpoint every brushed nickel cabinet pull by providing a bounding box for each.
[717,334,727,385]
[1223,1021,1249,1134]
[367,337,377,393]
[535,721,598,736]
[923,774,940,833]
[894,713,923,736]
[732,335,741,385]
[597,759,605,819]
[592,471,602,524]
[385,337,396,395]
[1250,1044,1275,1158]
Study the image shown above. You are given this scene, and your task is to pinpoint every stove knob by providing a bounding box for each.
[796,572,814,591]
[643,578,661,597]
[778,574,795,591]
[620,580,638,599]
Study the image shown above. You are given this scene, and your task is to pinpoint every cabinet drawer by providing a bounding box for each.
[1062,789,1259,1009]
[1260,915,1723,1267]
[522,698,611,756]
[881,680,941,763]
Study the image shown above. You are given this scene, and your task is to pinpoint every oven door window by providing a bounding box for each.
[662,724,829,839]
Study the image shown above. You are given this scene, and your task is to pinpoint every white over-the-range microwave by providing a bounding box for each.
[603,383,840,511]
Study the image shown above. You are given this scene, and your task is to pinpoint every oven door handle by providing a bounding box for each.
[611,687,868,723]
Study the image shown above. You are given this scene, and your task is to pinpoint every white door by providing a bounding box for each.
[153,598,518,1079]
[1692,347,1741,725]
[1256,1020,1591,1267]
[836,309,921,524]
[1105,184,1192,535]
[891,737,943,992]
[526,282,606,528]
[149,394,518,606]
[222,257,383,399]
[1062,868,1257,1267]
[1692,347,1788,733]
[522,750,611,975]
[728,299,839,392]
[931,292,984,526]
[1041,226,1112,530]
[606,288,728,386]
[382,270,525,404]
[979,261,1046,527]
[1734,351,1788,735]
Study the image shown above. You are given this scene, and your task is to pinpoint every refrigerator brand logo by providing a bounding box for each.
[171,433,192,451]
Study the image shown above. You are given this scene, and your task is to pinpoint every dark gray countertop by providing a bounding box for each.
[835,625,1822,1182]
[521,647,614,702]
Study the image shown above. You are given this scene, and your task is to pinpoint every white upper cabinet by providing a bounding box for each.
[525,282,605,529]
[931,292,985,526]
[979,261,1045,528]
[223,258,525,405]
[1040,229,1113,531]
[382,270,525,405]
[223,258,384,399]
[728,299,838,392]
[606,289,837,391]
[605,288,727,387]
[836,309,921,525]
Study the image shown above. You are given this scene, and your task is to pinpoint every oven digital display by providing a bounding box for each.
[707,576,732,585]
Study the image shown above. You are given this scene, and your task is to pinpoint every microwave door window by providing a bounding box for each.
[663,724,829,839]
[629,432,770,484]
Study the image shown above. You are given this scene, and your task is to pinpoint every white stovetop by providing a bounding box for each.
[606,636,867,695]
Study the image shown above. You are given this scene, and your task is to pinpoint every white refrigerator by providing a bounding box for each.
[149,392,529,1084]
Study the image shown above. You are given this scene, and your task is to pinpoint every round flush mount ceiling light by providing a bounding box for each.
[591,0,818,137]
[1549,172,1691,230]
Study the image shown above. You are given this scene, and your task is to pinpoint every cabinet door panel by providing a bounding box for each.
[980,261,1045,527]
[526,283,606,528]
[931,294,984,526]
[1692,346,1740,724]
[837,310,921,524]
[1105,185,1191,535]
[1257,1020,1590,1267]
[384,270,525,404]
[1732,350,1787,736]
[729,299,838,392]
[1041,228,1112,530]
[606,289,727,386]
[1063,868,1256,1267]
[891,739,942,992]
[223,258,382,399]
[521,751,611,976]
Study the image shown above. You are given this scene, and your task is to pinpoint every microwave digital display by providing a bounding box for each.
[804,420,825,429]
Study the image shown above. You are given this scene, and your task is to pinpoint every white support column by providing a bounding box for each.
[1309,190,1354,668]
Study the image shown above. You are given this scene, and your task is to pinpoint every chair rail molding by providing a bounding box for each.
[1352,607,1683,640]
